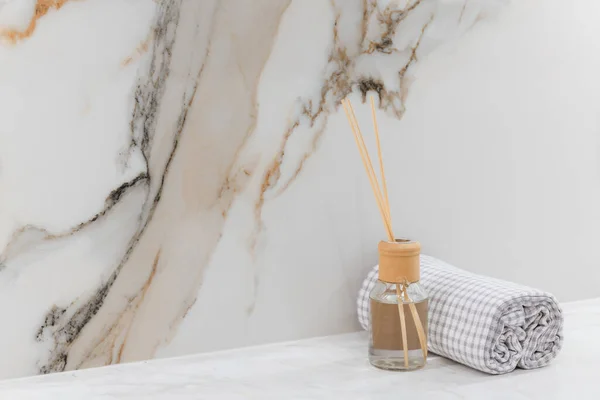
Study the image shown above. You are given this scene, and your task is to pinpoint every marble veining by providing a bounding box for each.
[0,0,507,378]
[1,0,599,382]
[0,0,70,43]
[82,0,504,373]
[0,298,596,399]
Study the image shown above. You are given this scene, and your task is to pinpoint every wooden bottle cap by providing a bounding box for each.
[378,239,421,283]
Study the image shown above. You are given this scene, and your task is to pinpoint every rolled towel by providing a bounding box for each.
[357,255,563,374]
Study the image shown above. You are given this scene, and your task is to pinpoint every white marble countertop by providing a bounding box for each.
[0,299,598,400]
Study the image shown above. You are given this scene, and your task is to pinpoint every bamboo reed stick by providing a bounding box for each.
[345,100,394,236]
[409,302,428,360]
[403,285,428,360]
[342,100,394,241]
[370,96,391,223]
[396,284,410,368]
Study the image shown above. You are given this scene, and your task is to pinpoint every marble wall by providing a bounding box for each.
[0,0,598,379]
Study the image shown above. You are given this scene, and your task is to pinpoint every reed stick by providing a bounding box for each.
[404,286,428,360]
[370,96,391,222]
[396,284,410,368]
[347,99,386,214]
[343,99,392,229]
[409,303,428,360]
[342,100,394,241]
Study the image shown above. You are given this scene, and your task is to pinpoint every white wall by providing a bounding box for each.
[393,0,600,301]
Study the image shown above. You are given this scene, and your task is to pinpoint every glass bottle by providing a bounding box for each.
[369,239,428,371]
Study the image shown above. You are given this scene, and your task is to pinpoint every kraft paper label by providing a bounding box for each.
[370,300,428,351]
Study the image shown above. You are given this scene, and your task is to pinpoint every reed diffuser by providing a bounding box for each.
[342,96,428,371]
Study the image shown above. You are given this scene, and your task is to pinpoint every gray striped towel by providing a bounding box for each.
[358,255,563,374]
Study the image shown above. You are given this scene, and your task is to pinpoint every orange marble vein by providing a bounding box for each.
[122,34,151,67]
[0,0,73,44]
[115,249,161,363]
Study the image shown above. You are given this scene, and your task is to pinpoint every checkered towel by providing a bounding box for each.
[357,255,563,374]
